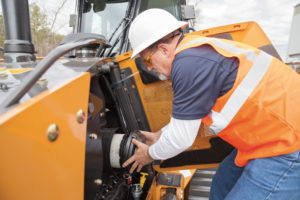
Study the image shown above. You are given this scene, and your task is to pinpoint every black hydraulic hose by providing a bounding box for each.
[100,17,132,57]
[120,0,138,53]
[108,17,126,43]
[106,182,129,200]
[1,36,106,108]
[105,19,132,57]
[101,0,135,57]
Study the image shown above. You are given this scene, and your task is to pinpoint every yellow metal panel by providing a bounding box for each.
[0,68,33,74]
[0,72,90,200]
[188,21,272,48]
[116,52,173,132]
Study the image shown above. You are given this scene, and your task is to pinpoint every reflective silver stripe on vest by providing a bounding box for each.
[175,37,257,61]
[176,38,273,134]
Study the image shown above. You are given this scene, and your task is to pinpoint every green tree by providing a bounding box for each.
[0,14,4,46]
[30,2,52,56]
[29,2,68,57]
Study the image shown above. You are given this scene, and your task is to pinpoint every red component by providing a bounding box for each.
[126,176,132,185]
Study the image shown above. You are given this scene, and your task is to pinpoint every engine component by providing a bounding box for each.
[102,129,146,171]
[110,134,125,168]
[95,173,130,200]
[163,188,178,200]
[119,130,146,168]
[132,184,143,200]
[157,173,182,187]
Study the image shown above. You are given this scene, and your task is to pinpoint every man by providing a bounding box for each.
[122,8,300,200]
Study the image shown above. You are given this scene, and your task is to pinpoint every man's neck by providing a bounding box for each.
[170,35,182,54]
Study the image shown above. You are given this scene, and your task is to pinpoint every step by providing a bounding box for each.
[188,168,217,200]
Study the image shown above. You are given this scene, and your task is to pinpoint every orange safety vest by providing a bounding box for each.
[174,35,300,167]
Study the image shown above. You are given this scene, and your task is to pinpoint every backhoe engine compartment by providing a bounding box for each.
[84,62,153,199]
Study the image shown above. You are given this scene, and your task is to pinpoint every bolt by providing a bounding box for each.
[0,83,8,91]
[94,179,102,185]
[77,109,86,123]
[36,78,48,88]
[47,124,59,142]
[113,179,118,185]
[167,177,171,183]
[88,103,95,113]
[0,71,8,79]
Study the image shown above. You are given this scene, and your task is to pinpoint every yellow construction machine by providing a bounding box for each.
[0,0,282,199]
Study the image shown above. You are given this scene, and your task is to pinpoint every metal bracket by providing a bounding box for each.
[156,173,182,187]
[181,5,196,20]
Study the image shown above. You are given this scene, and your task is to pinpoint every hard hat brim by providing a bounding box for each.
[130,21,189,59]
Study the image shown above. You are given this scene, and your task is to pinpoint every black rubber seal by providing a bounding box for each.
[119,130,146,170]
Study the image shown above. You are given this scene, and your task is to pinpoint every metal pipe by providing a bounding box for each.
[1,0,35,64]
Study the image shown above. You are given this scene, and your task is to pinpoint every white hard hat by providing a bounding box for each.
[129,8,188,59]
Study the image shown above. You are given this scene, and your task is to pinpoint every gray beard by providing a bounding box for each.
[158,73,168,81]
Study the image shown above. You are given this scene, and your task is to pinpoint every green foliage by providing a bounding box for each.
[29,2,65,56]
[0,14,4,48]
[30,3,48,34]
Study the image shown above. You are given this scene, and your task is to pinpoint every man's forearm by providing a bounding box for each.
[149,117,201,160]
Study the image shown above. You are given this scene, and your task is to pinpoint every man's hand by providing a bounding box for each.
[122,138,154,173]
[140,130,162,146]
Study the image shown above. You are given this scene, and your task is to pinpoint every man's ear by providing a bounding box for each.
[157,43,170,57]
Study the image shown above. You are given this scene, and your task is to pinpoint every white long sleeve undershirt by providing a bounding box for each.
[149,117,202,160]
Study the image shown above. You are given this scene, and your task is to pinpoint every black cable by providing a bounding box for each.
[104,18,132,57]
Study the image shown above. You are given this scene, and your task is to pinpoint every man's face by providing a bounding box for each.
[140,46,171,78]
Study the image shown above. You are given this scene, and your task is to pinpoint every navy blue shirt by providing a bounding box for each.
[171,44,239,120]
